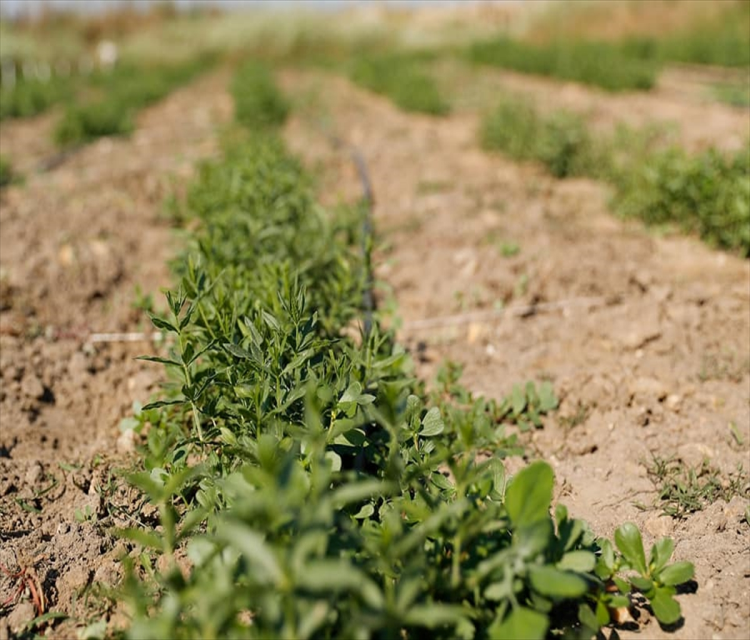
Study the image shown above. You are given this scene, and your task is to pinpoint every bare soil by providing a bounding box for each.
[0,61,748,640]
[283,69,750,640]
[0,70,231,639]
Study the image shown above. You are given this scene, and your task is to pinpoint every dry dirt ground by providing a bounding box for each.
[0,61,748,639]
[0,70,231,638]
[283,69,750,640]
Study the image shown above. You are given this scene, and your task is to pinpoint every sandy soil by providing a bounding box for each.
[0,70,231,639]
[283,69,750,640]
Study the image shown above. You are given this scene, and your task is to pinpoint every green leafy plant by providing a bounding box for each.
[480,97,600,179]
[231,60,290,130]
[350,52,449,116]
[0,74,73,121]
[0,155,13,188]
[467,37,658,92]
[611,143,750,256]
[117,60,694,640]
[54,56,216,147]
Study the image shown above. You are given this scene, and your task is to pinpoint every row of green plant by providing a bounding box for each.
[0,155,12,187]
[621,2,750,68]
[467,38,659,93]
[349,52,449,116]
[480,96,750,255]
[0,74,74,120]
[54,55,216,146]
[114,61,695,639]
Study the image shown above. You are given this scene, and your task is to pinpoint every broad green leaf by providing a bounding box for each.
[538,381,558,412]
[403,604,469,629]
[420,407,445,437]
[650,587,682,625]
[557,550,596,573]
[489,607,548,640]
[340,381,362,403]
[658,561,694,587]
[615,522,648,575]
[216,521,283,585]
[529,566,588,598]
[650,538,675,574]
[630,576,654,593]
[577,603,600,632]
[297,560,383,609]
[353,504,374,519]
[505,461,554,528]
[511,384,526,416]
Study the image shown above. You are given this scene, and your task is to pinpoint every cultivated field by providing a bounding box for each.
[0,2,748,639]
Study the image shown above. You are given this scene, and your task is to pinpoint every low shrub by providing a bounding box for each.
[0,155,13,188]
[611,144,750,256]
[350,53,449,115]
[231,60,290,131]
[0,76,72,121]
[467,38,658,92]
[54,56,215,147]
[480,97,599,178]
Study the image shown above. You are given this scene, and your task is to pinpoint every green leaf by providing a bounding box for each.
[650,537,675,574]
[489,607,548,640]
[224,343,253,360]
[615,522,648,575]
[511,384,526,416]
[148,314,178,334]
[650,587,682,625]
[297,560,383,609]
[557,550,596,573]
[114,527,164,551]
[505,461,554,528]
[141,399,184,411]
[420,407,445,437]
[630,576,654,593]
[538,381,558,412]
[658,561,694,587]
[353,504,375,519]
[403,604,469,629]
[216,521,283,585]
[529,566,588,598]
[136,355,182,367]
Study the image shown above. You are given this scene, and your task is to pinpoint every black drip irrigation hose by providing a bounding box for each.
[324,129,376,339]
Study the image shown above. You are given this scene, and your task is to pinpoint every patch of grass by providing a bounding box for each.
[231,60,290,131]
[711,81,750,108]
[467,37,659,92]
[622,3,750,68]
[0,155,13,188]
[611,144,750,256]
[350,52,449,115]
[54,55,216,147]
[480,97,600,178]
[644,456,749,519]
[480,94,750,256]
[0,75,73,121]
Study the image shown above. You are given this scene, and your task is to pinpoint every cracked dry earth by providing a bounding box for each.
[283,70,750,640]
[0,70,231,638]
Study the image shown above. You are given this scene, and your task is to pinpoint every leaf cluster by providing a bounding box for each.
[231,60,290,131]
